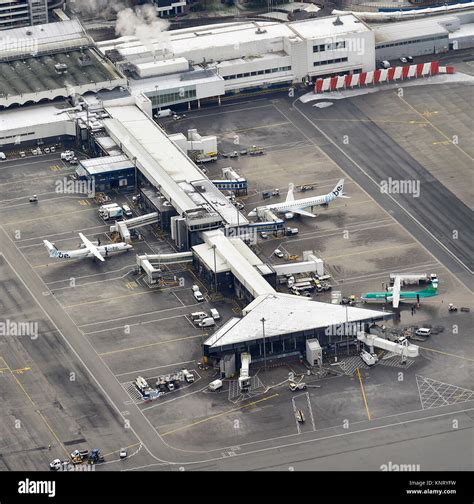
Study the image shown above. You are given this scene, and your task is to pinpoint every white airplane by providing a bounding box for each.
[248,179,349,219]
[43,233,132,261]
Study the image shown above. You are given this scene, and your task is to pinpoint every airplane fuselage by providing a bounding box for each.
[361,290,438,303]
[52,243,132,260]
[265,193,333,214]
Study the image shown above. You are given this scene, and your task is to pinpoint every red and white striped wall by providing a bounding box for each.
[314,62,454,94]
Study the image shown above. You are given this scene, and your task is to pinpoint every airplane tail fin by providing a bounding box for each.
[286,183,294,203]
[332,179,349,198]
[43,240,59,258]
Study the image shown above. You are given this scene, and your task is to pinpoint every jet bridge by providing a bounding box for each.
[238,352,251,392]
[136,252,193,284]
[110,212,159,243]
[357,331,419,358]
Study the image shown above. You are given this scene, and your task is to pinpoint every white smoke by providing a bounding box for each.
[115,5,170,58]
[67,0,128,18]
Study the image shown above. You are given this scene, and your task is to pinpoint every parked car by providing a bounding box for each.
[381,60,391,69]
[191,311,208,323]
[193,290,204,302]
[260,232,269,239]
[399,57,408,64]
[198,317,215,328]
[122,204,133,217]
[0,152,6,160]
[406,56,414,63]
[209,379,223,391]
[210,308,220,320]
[274,249,284,258]
[415,327,431,337]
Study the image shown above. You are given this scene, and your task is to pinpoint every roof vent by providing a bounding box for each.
[255,27,267,34]
[333,16,343,26]
[26,30,32,36]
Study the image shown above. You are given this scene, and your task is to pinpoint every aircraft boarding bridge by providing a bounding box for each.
[136,252,193,284]
[357,331,419,359]
[110,212,159,243]
[238,352,252,392]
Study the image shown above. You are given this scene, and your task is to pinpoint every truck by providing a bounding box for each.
[89,448,104,465]
[209,379,223,391]
[182,369,195,383]
[195,152,218,163]
[154,108,173,119]
[99,203,123,221]
[285,227,299,236]
[70,449,89,464]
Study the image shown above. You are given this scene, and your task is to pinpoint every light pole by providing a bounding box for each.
[212,244,217,294]
[261,317,266,371]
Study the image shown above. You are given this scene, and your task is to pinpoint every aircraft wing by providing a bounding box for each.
[290,207,317,218]
[78,233,105,262]
[392,275,401,308]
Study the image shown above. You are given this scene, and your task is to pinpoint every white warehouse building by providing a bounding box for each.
[97,14,375,109]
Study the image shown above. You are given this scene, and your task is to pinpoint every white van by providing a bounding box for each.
[209,379,223,391]
[415,327,431,337]
[193,290,204,302]
[210,308,220,320]
[0,152,6,160]
[191,311,208,323]
[381,60,391,69]
[199,317,215,328]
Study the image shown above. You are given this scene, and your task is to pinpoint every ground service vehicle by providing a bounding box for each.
[193,290,204,302]
[289,382,307,391]
[89,448,104,464]
[191,311,208,323]
[99,204,123,220]
[210,308,220,320]
[274,249,284,258]
[122,204,133,217]
[49,459,62,471]
[295,410,305,423]
[199,317,215,328]
[70,449,89,464]
[182,369,195,383]
[415,327,431,337]
[360,350,377,366]
[209,379,223,391]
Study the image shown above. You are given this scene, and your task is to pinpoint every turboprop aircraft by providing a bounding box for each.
[361,276,439,308]
[43,233,132,261]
